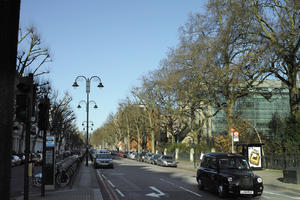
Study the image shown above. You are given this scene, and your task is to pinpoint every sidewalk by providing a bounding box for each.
[177,160,300,193]
[28,160,103,200]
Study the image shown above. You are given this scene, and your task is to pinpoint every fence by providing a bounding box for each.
[263,154,300,170]
[172,149,300,170]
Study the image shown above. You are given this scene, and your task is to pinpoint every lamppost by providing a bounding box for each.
[82,120,94,131]
[72,76,104,166]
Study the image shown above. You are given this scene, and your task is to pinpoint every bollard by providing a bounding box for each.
[28,163,32,177]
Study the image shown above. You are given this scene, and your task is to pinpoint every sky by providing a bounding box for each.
[19,0,206,132]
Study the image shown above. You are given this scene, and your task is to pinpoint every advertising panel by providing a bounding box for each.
[248,146,262,168]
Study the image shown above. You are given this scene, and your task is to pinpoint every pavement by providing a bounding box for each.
[177,160,300,194]
[19,157,300,199]
[22,159,103,200]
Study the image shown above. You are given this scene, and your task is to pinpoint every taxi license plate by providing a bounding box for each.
[240,190,254,194]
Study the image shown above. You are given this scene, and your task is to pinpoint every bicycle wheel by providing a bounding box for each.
[57,172,70,187]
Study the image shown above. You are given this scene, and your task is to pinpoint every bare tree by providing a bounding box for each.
[250,0,300,118]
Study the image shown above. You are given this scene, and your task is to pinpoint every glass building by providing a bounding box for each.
[209,80,290,137]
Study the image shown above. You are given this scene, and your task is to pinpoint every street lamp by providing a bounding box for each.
[72,75,104,166]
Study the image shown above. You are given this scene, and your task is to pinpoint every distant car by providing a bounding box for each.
[151,154,161,165]
[144,153,153,163]
[157,155,177,167]
[128,151,137,160]
[196,153,263,198]
[11,155,21,167]
[118,151,128,158]
[137,152,147,162]
[94,153,114,169]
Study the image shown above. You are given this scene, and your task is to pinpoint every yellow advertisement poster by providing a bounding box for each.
[248,146,261,168]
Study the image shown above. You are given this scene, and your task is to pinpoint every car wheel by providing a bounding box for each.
[197,177,204,190]
[217,184,227,198]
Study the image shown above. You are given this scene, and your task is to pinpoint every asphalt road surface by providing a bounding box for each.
[96,157,300,200]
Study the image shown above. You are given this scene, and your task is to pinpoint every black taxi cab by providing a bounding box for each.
[196,153,263,198]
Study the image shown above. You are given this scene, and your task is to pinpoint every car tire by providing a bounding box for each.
[197,177,204,190]
[217,184,227,198]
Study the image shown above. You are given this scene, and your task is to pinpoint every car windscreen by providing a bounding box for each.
[219,157,250,170]
[96,154,112,159]
[162,156,173,160]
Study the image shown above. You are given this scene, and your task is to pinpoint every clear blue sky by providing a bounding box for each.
[20,0,206,132]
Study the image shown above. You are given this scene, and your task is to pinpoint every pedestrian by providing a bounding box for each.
[200,152,204,163]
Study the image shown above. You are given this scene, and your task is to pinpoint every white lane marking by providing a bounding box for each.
[116,189,125,197]
[264,191,300,200]
[179,186,203,197]
[160,178,203,197]
[107,180,115,188]
[97,169,126,198]
[149,186,165,196]
[146,186,165,198]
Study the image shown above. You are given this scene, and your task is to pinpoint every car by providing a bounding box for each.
[137,151,147,162]
[128,151,137,160]
[11,155,21,167]
[157,155,177,167]
[151,154,161,165]
[144,153,153,163]
[94,153,114,169]
[196,153,263,198]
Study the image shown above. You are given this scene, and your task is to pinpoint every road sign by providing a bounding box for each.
[233,131,239,142]
[46,136,55,147]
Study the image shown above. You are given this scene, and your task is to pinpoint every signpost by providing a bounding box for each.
[231,128,239,153]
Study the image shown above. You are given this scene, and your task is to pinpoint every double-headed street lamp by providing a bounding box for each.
[82,120,94,131]
[72,75,104,166]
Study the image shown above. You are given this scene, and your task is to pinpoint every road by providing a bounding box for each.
[97,156,300,200]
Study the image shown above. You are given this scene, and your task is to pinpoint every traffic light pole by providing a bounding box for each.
[23,74,33,200]
[40,96,49,197]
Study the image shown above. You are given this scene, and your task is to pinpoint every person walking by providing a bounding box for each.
[200,152,204,164]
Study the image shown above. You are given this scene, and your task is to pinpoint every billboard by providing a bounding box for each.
[248,146,262,168]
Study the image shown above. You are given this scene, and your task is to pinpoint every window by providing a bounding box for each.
[219,157,250,170]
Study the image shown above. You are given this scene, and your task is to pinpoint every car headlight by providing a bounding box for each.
[257,177,263,183]
[227,177,233,182]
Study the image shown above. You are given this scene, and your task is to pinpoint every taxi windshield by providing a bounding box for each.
[219,157,250,170]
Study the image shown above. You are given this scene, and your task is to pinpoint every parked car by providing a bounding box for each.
[128,151,137,160]
[151,154,161,165]
[196,153,263,198]
[144,153,153,163]
[118,151,128,158]
[157,155,177,167]
[137,151,147,162]
[11,155,21,167]
[94,153,114,169]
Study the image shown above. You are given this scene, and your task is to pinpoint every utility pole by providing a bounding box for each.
[39,96,50,197]
[0,1,20,199]
[15,74,34,200]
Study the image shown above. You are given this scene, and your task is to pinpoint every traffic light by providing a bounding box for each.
[38,97,49,129]
[15,75,33,122]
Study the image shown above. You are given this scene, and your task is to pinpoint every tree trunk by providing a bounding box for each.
[225,100,235,136]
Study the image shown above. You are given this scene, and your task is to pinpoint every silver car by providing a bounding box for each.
[94,153,114,169]
[157,155,177,167]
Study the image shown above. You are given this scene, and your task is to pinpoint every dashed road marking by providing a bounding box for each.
[160,178,202,197]
[116,189,125,197]
[107,180,115,188]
